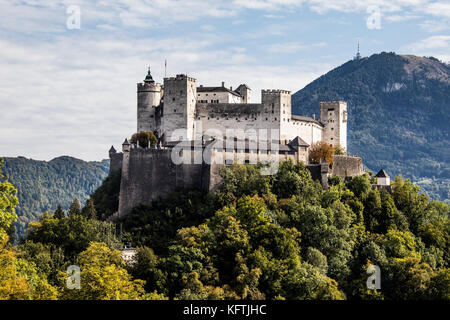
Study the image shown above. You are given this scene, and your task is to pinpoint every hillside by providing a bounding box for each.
[2,156,109,238]
[292,52,450,202]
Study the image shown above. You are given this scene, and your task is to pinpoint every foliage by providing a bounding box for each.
[59,242,149,300]
[130,131,157,148]
[308,141,335,164]
[26,212,121,259]
[3,159,449,300]
[1,156,109,238]
[90,169,121,220]
[0,158,18,242]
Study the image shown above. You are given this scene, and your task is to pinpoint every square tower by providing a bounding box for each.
[262,89,292,143]
[162,74,197,141]
[319,101,347,151]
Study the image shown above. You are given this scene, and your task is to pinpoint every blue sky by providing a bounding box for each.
[0,0,449,161]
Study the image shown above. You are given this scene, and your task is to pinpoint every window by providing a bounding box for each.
[331,128,334,130]
[174,109,177,113]
[172,98,175,101]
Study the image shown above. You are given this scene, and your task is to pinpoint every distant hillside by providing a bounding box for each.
[292,52,450,203]
[2,156,109,238]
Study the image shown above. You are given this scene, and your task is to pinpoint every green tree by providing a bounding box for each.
[82,199,97,220]
[68,198,81,216]
[0,158,19,242]
[53,205,65,220]
[60,242,152,300]
[130,131,157,148]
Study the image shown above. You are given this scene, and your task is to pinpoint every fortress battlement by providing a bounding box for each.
[261,89,291,95]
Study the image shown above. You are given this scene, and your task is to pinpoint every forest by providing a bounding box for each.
[0,158,449,300]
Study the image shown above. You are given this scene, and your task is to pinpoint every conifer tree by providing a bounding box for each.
[82,199,97,220]
[53,205,65,219]
[69,198,81,216]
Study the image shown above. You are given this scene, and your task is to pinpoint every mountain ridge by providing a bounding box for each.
[292,52,450,202]
[2,155,110,238]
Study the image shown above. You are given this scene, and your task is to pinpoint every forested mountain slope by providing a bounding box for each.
[2,156,109,237]
[292,52,450,202]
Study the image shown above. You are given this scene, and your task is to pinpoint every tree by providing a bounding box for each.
[60,242,151,300]
[68,198,81,216]
[334,144,346,155]
[130,131,157,148]
[346,174,372,200]
[82,199,97,220]
[0,158,18,242]
[26,213,121,258]
[308,141,335,164]
[130,246,165,294]
[0,237,57,300]
[53,205,65,219]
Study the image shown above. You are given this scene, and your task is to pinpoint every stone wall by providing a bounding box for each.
[109,152,123,174]
[117,147,208,219]
[331,155,363,177]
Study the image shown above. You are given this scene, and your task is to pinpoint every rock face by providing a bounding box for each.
[292,52,450,202]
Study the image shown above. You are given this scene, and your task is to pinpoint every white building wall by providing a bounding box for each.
[197,90,242,104]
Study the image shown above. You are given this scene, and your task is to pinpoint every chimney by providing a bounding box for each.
[230,86,233,91]
[221,81,225,87]
[312,114,316,120]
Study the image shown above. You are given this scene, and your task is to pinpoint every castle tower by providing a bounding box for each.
[137,67,162,133]
[235,84,251,103]
[162,74,197,142]
[320,101,347,151]
[262,89,291,143]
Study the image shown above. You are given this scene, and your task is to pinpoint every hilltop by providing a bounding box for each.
[2,156,109,238]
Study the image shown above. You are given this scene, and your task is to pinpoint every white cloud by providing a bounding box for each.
[419,19,450,32]
[424,2,450,19]
[405,35,450,51]
[267,42,326,53]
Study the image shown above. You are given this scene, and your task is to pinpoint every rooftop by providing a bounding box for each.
[375,169,390,178]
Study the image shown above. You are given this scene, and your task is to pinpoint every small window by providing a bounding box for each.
[172,97,175,101]
[331,128,334,130]
[174,109,177,113]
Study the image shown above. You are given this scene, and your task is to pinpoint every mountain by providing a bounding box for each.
[292,52,450,203]
[2,156,109,238]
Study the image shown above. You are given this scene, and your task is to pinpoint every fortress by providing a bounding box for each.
[109,68,363,220]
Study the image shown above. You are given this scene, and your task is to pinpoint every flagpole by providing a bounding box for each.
[165,59,167,78]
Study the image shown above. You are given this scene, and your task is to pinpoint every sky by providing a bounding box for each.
[0,0,449,161]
